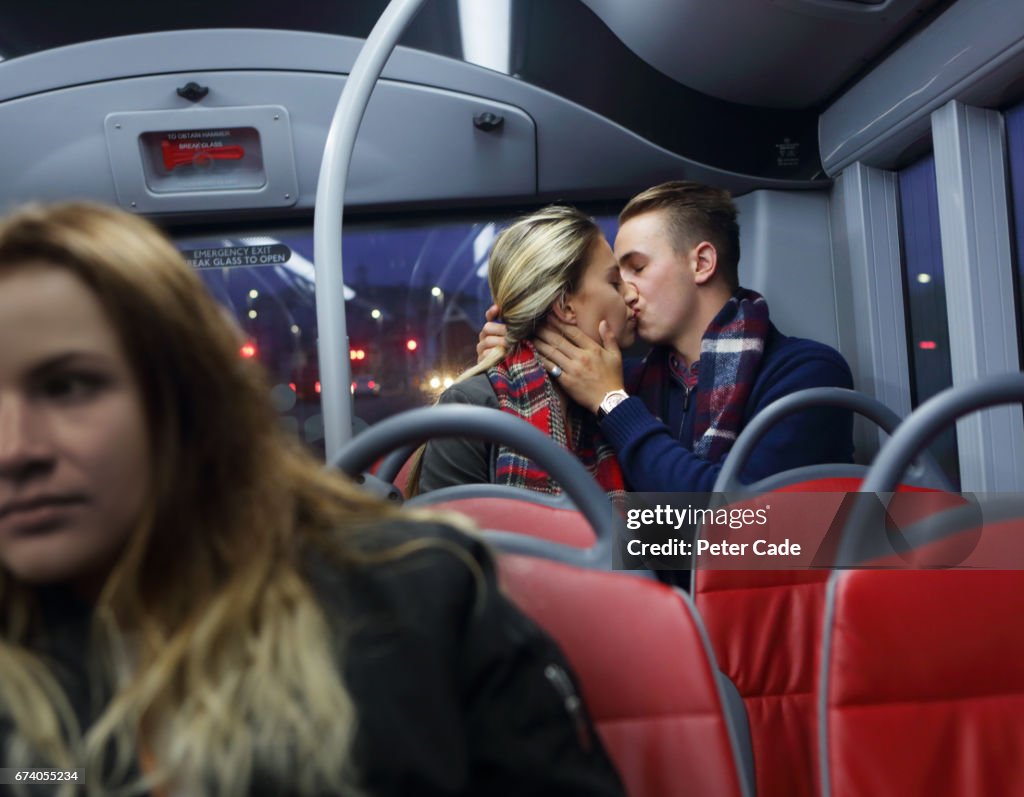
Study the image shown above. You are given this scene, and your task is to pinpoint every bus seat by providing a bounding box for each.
[693,388,954,797]
[500,553,753,797]
[365,442,416,494]
[695,475,956,797]
[820,373,1024,797]
[392,452,417,498]
[407,486,596,548]
[365,420,602,549]
[334,405,618,570]
[822,566,1024,796]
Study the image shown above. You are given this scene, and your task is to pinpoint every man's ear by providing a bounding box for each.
[692,241,719,285]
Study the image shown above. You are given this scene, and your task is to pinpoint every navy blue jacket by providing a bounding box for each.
[600,324,855,493]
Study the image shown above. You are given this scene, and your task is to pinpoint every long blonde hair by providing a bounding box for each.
[0,203,415,795]
[477,204,602,371]
[406,205,602,493]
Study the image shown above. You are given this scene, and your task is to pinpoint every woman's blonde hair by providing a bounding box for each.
[481,204,602,365]
[0,202,415,795]
[406,205,601,494]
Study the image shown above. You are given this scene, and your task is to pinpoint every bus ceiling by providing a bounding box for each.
[0,0,956,203]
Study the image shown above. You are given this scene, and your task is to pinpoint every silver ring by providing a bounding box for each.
[549,365,563,379]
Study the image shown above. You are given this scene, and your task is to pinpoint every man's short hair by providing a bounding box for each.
[619,181,741,291]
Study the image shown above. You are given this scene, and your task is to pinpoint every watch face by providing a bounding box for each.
[602,392,627,413]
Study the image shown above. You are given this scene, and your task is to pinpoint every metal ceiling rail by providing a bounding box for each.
[313,0,427,460]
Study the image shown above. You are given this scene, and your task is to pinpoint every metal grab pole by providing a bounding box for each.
[313,0,427,460]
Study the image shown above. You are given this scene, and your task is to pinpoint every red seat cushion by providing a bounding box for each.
[694,479,961,797]
[393,454,416,498]
[417,497,596,547]
[824,565,1024,796]
[500,554,746,797]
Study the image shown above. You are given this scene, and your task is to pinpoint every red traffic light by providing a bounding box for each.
[406,339,418,352]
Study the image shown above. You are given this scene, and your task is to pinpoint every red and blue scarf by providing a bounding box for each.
[632,288,770,463]
[487,341,626,500]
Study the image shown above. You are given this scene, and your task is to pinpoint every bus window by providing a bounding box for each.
[174,210,621,457]
[897,153,960,488]
[1004,100,1024,374]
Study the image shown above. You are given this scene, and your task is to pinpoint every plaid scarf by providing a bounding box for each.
[631,288,770,463]
[487,341,626,501]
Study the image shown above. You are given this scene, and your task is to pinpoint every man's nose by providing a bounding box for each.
[0,395,53,479]
[623,280,639,306]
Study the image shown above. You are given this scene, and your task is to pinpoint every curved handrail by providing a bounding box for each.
[332,405,618,569]
[313,0,427,460]
[838,372,1024,565]
[713,387,952,493]
[376,443,420,484]
[376,443,582,514]
[862,373,1024,493]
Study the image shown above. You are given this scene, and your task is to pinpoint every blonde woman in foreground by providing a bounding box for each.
[0,202,626,796]
[412,205,638,499]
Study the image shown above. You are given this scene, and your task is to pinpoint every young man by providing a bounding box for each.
[481,181,854,492]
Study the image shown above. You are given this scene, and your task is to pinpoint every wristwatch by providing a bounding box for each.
[596,389,629,419]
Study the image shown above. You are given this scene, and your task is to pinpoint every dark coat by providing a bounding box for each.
[4,521,625,796]
[417,374,500,493]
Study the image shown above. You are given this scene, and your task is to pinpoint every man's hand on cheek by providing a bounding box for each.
[534,318,624,414]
